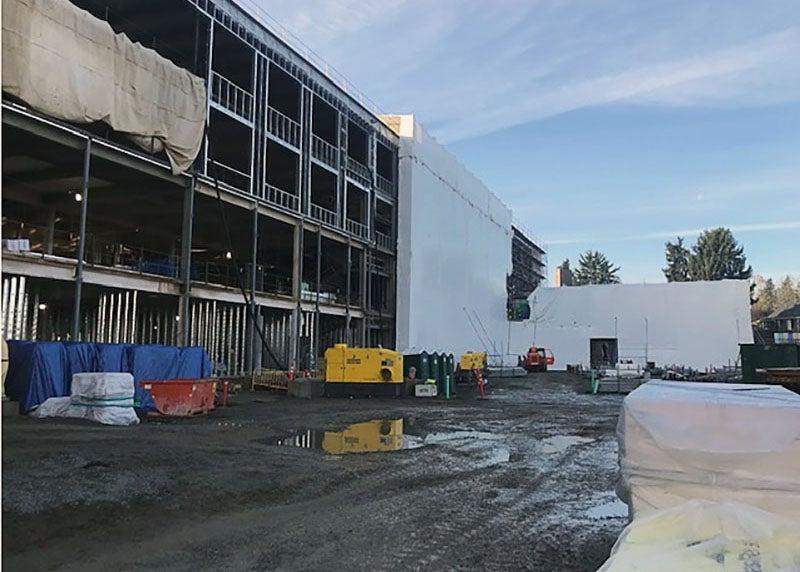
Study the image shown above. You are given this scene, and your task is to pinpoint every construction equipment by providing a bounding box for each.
[458,351,487,373]
[519,346,555,373]
[324,344,404,397]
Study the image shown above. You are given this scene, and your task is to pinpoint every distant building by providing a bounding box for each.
[554,261,574,287]
[765,304,800,334]
[510,280,754,369]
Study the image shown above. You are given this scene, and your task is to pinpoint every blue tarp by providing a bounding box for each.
[4,341,213,413]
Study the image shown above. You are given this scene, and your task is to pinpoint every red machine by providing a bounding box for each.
[519,346,555,373]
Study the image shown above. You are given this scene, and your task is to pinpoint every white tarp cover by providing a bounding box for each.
[387,115,513,358]
[618,381,800,520]
[599,500,800,572]
[2,0,207,174]
[510,280,753,369]
[31,372,139,426]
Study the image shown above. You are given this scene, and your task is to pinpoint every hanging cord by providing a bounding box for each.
[205,141,287,371]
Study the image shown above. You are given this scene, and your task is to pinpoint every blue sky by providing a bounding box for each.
[252,0,800,283]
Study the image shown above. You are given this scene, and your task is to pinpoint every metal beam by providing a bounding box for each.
[71,139,91,341]
[248,207,258,370]
[314,225,321,366]
[179,177,195,345]
[346,235,352,344]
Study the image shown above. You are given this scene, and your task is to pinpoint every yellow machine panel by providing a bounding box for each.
[459,351,487,371]
[322,419,404,454]
[324,344,404,384]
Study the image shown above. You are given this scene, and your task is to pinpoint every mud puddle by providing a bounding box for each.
[274,419,510,466]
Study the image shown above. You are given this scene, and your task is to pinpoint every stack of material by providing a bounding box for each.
[599,500,800,571]
[617,381,800,519]
[31,372,139,426]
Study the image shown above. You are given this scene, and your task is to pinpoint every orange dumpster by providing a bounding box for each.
[139,379,216,416]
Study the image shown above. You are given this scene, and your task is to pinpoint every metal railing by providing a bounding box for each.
[376,231,393,251]
[376,173,395,196]
[310,203,338,227]
[346,218,369,239]
[207,159,251,191]
[347,157,372,185]
[211,71,254,123]
[261,183,299,211]
[311,134,338,169]
[267,106,301,148]
[222,0,385,117]
[247,265,293,295]
[1,219,182,279]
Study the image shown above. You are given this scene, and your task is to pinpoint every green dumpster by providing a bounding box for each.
[740,343,800,382]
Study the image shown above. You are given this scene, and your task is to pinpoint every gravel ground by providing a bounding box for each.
[3,372,627,571]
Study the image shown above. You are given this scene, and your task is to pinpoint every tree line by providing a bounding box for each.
[560,227,754,286]
[558,228,799,319]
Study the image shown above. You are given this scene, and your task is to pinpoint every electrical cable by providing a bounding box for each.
[205,141,287,371]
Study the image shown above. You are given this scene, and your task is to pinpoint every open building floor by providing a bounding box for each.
[2,373,625,571]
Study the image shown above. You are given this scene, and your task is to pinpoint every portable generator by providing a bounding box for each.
[324,344,404,397]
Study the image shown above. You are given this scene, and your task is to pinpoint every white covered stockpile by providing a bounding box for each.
[511,280,753,369]
[389,115,513,358]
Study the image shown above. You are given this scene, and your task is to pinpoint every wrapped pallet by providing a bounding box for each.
[617,381,800,520]
[31,372,139,426]
[599,500,800,571]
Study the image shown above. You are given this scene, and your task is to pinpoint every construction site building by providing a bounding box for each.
[2,0,399,374]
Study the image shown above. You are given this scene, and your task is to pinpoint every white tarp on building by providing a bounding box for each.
[510,280,753,369]
[2,0,207,174]
[386,115,513,358]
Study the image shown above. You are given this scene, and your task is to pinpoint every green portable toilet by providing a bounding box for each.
[404,351,430,382]
[428,352,441,388]
[436,353,448,394]
[445,353,456,396]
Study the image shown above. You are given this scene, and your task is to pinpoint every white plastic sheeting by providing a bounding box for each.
[599,500,800,572]
[510,281,753,369]
[2,0,207,174]
[617,381,800,520]
[388,115,513,357]
[31,372,139,426]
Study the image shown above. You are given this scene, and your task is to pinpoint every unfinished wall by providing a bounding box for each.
[389,115,513,357]
[510,280,754,370]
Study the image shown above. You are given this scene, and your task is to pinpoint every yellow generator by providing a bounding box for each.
[324,344,404,397]
[456,351,488,382]
[322,419,404,454]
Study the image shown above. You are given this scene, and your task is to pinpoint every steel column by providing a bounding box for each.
[248,207,258,370]
[345,236,352,344]
[179,177,195,345]
[314,226,321,366]
[71,138,91,341]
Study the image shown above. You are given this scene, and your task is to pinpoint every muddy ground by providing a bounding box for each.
[3,372,627,571]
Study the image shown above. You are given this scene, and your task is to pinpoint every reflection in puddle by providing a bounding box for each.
[276,418,424,455]
[276,420,511,467]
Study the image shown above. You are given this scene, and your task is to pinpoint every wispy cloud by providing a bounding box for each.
[252,0,800,142]
[548,220,800,246]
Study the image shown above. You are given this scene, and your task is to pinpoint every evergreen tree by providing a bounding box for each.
[663,237,690,282]
[686,228,752,281]
[573,251,621,285]
[776,276,799,311]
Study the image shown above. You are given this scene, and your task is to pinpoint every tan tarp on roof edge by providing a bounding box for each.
[2,0,207,174]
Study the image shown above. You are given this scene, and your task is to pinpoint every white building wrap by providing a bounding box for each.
[510,280,754,370]
[389,115,513,357]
